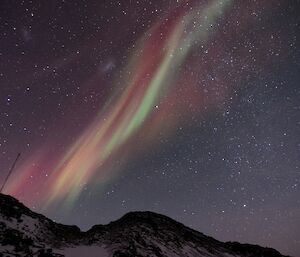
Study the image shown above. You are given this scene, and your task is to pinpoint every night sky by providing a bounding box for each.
[0,0,299,256]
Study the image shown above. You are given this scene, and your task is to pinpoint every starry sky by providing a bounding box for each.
[0,0,299,256]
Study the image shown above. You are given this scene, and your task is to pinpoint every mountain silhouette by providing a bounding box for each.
[0,193,290,257]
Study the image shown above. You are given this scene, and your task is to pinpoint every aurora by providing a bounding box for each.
[39,0,233,207]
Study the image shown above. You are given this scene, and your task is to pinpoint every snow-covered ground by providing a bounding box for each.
[58,246,109,257]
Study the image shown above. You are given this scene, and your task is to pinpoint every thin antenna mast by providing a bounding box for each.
[0,153,21,194]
